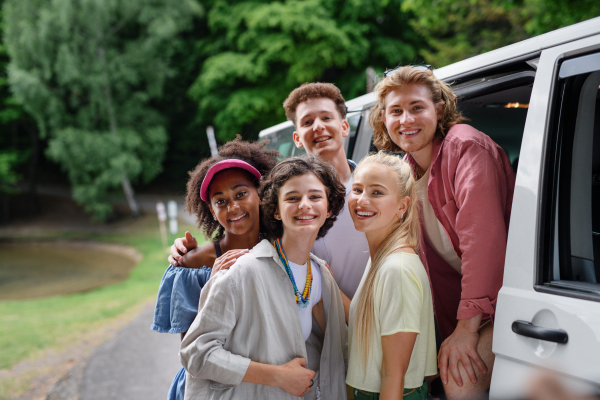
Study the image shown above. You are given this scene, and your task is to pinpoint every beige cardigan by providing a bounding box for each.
[180,239,348,400]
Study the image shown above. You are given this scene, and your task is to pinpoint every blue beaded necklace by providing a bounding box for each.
[274,238,312,308]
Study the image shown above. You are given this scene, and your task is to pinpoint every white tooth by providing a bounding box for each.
[296,216,315,220]
[402,129,419,135]
[231,213,246,221]
[357,211,375,216]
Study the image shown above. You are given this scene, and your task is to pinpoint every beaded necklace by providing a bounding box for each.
[274,238,312,308]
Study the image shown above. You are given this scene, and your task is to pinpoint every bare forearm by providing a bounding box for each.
[242,361,280,386]
[380,332,416,400]
[380,374,404,400]
[456,313,483,333]
[242,358,315,396]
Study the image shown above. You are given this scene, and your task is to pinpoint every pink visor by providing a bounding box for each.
[200,159,262,202]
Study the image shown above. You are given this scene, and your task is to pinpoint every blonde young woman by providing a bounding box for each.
[344,153,437,400]
[369,66,515,400]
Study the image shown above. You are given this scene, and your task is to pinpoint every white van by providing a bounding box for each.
[259,17,600,398]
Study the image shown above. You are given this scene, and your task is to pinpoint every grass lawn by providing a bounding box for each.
[0,216,203,371]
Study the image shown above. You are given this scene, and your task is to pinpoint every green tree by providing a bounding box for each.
[189,0,425,142]
[0,151,20,193]
[401,0,600,67]
[4,0,202,220]
[522,0,600,36]
[401,0,530,66]
[0,3,37,223]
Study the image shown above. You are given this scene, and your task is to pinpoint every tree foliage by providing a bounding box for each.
[189,0,425,142]
[401,0,600,67]
[0,5,28,197]
[0,151,21,194]
[522,0,600,36]
[4,0,202,220]
[2,0,597,215]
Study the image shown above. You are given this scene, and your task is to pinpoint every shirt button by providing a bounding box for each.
[322,357,326,361]
[323,380,327,385]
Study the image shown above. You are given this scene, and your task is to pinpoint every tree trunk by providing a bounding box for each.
[99,46,140,218]
[121,174,139,217]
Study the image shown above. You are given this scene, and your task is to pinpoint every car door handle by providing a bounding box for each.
[511,320,568,344]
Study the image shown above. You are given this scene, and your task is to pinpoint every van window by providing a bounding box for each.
[458,84,532,168]
[538,52,600,300]
[262,125,306,159]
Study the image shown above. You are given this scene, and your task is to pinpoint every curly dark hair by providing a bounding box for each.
[185,135,280,241]
[283,83,347,126]
[259,155,346,241]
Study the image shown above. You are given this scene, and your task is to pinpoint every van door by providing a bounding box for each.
[491,38,600,399]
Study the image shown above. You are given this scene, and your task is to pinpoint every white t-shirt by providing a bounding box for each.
[414,167,462,274]
[289,258,322,342]
[346,253,437,392]
[312,172,370,298]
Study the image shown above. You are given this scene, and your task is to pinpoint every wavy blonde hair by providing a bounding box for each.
[353,152,421,369]
[369,66,466,152]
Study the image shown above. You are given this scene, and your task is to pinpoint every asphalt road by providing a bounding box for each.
[80,304,182,400]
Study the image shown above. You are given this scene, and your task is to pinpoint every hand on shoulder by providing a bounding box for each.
[210,249,250,278]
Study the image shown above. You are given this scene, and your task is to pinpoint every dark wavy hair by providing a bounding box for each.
[184,136,280,241]
[259,155,346,241]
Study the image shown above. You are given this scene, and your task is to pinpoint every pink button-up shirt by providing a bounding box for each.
[406,124,516,340]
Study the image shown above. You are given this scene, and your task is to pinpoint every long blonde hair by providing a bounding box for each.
[353,152,421,369]
[369,66,466,152]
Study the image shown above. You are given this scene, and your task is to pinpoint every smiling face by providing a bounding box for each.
[348,164,410,237]
[383,83,443,161]
[275,173,331,241]
[292,97,349,160]
[208,169,260,237]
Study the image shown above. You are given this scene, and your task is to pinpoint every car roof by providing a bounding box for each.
[259,16,600,139]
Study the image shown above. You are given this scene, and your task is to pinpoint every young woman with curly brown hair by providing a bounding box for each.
[151,137,278,400]
[180,155,349,399]
[370,66,516,400]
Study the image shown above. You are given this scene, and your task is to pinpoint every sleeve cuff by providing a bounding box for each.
[202,350,251,386]
[456,298,497,320]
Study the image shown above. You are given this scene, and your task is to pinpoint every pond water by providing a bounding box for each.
[0,241,141,300]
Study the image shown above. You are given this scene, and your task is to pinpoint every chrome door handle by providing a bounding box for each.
[511,320,568,344]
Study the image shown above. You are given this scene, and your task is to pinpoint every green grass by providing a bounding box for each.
[0,217,202,370]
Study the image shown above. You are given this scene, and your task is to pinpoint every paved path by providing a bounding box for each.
[80,304,182,400]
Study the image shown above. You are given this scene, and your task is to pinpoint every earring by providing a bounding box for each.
[400,213,404,220]
[213,215,217,221]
